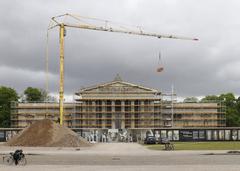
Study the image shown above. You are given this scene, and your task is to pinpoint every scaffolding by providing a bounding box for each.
[10,99,226,129]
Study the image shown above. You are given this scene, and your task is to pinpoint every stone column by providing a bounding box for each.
[131,100,135,128]
[121,100,125,129]
[92,101,96,127]
[102,100,106,128]
[112,100,115,129]
[140,100,145,127]
[83,101,87,127]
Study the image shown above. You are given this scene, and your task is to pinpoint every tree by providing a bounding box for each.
[200,95,219,102]
[40,89,55,102]
[23,87,53,102]
[0,86,18,127]
[24,87,43,102]
[219,93,238,126]
[219,93,236,107]
[201,93,240,127]
[183,97,199,103]
[200,93,239,126]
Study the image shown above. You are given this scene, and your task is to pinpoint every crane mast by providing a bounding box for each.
[48,13,198,126]
[59,24,65,126]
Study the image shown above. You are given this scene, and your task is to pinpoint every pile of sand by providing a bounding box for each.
[6,119,90,147]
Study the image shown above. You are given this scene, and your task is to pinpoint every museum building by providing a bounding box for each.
[10,75,229,142]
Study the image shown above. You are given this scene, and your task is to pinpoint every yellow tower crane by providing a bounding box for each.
[48,13,198,126]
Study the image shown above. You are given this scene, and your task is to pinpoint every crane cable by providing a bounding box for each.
[45,25,50,117]
[156,51,164,73]
[45,20,56,100]
[158,52,161,65]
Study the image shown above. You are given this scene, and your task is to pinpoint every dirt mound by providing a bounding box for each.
[6,119,90,147]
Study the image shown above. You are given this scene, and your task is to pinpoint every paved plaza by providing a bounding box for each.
[1,143,240,171]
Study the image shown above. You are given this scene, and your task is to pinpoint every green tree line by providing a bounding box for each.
[0,86,52,127]
[1,85,240,128]
[184,93,240,127]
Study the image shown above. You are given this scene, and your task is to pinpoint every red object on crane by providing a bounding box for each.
[157,67,164,72]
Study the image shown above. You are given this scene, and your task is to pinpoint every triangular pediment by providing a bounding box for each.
[78,81,158,94]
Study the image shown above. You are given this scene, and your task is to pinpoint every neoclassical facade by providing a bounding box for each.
[71,75,225,129]
[73,75,162,129]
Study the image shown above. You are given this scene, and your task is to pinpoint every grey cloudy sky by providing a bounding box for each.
[0,0,240,99]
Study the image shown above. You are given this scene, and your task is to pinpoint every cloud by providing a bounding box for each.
[1,0,240,99]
